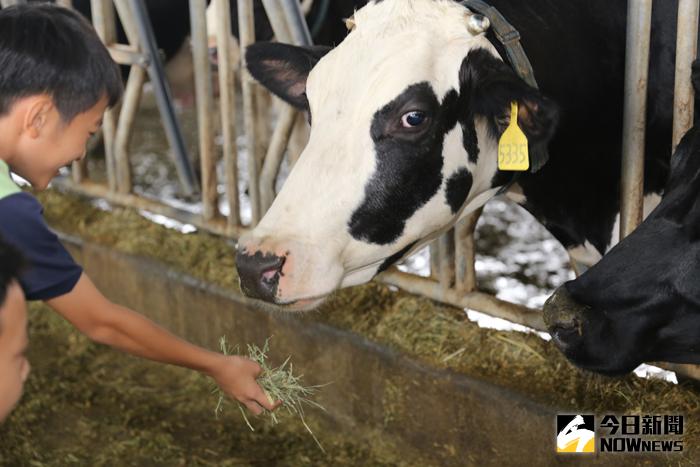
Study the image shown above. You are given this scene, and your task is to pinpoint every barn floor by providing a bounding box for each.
[0,189,695,465]
[0,303,409,466]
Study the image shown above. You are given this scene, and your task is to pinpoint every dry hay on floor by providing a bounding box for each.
[0,303,412,466]
[31,189,700,463]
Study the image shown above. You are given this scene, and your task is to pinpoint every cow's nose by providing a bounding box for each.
[235,250,286,302]
[543,285,587,351]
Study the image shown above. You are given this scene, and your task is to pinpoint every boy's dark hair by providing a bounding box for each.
[0,238,24,307]
[0,3,123,121]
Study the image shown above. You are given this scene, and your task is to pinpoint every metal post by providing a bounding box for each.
[214,0,241,228]
[111,0,142,194]
[620,0,653,239]
[438,231,456,288]
[126,0,199,196]
[71,158,89,184]
[189,0,218,219]
[673,0,700,151]
[260,105,297,213]
[429,241,441,280]
[113,65,146,194]
[113,0,139,44]
[455,209,483,293]
[239,0,262,224]
[279,0,313,46]
[91,0,118,192]
[261,0,294,43]
[287,112,309,166]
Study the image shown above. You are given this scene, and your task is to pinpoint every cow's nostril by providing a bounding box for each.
[262,267,280,283]
[543,284,589,354]
[550,323,580,351]
[235,250,286,302]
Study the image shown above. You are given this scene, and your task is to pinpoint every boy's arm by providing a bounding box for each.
[47,273,277,415]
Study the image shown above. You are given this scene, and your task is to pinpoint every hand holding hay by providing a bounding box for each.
[208,351,279,415]
[213,336,327,451]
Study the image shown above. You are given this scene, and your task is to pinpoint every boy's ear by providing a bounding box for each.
[245,42,332,110]
[23,97,54,138]
[459,48,560,172]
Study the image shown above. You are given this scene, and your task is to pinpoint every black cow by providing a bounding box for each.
[543,61,700,375]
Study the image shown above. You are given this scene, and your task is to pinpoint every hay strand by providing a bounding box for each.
[214,336,326,452]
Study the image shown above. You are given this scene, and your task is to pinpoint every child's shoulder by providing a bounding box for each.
[0,160,20,201]
[0,162,44,227]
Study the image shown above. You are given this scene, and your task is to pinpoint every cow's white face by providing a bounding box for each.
[237,0,558,310]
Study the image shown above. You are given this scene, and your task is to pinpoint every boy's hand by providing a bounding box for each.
[209,354,281,415]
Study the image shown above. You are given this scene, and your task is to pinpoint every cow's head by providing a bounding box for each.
[237,0,558,310]
[543,123,700,375]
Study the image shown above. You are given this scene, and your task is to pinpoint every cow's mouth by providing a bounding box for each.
[276,295,329,312]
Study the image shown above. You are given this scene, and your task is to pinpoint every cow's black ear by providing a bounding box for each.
[459,48,559,172]
[245,42,331,110]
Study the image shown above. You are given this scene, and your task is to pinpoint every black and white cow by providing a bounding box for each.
[542,62,700,376]
[235,0,682,311]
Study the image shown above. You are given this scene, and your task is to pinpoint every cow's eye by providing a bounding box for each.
[401,111,427,128]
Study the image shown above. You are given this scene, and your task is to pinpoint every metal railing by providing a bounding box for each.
[26,0,699,376]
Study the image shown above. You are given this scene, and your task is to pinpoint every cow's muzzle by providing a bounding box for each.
[236,250,286,302]
[543,285,588,352]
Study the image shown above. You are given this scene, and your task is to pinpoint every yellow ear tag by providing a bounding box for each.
[498,102,529,171]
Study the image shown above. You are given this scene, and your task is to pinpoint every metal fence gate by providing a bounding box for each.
[4,0,700,378]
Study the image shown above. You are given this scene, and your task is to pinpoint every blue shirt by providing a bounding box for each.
[0,161,82,300]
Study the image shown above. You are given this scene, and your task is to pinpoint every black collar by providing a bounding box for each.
[460,0,541,195]
[459,0,538,87]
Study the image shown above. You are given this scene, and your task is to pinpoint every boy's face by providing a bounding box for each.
[0,281,30,423]
[11,95,107,190]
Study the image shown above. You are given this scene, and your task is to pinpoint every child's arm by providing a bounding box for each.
[46,273,278,415]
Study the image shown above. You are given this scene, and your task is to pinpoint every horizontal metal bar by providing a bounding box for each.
[107,44,149,67]
[657,363,700,381]
[378,269,546,331]
[54,180,246,238]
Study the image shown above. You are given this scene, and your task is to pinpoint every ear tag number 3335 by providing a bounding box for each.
[498,101,529,171]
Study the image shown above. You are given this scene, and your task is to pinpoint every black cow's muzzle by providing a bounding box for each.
[543,285,589,352]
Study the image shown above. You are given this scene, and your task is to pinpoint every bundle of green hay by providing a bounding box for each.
[214,336,327,452]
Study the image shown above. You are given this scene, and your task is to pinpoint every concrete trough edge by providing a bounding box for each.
[57,231,665,467]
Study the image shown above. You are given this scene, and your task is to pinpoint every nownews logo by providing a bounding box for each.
[599,414,684,453]
[556,414,684,454]
[557,415,595,453]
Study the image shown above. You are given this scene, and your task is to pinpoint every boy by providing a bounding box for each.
[0,4,277,416]
[0,238,29,423]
